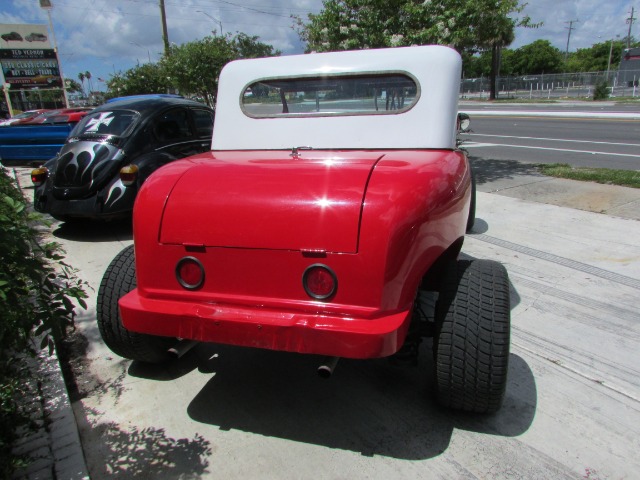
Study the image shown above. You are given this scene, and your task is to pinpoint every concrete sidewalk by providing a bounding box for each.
[458,100,640,120]
[9,162,639,479]
[471,158,640,221]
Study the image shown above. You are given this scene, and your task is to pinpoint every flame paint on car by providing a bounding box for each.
[32,95,214,221]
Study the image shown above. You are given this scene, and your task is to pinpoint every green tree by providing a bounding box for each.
[160,35,237,106]
[296,0,406,51]
[233,32,281,59]
[106,33,278,104]
[105,62,172,99]
[512,39,563,74]
[77,72,85,97]
[464,51,490,78]
[295,0,537,99]
[65,78,83,94]
[565,39,631,73]
[85,71,93,94]
[465,48,517,77]
[161,34,279,106]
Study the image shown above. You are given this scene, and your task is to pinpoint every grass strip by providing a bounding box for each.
[537,163,640,189]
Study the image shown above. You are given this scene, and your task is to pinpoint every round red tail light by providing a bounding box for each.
[176,257,205,290]
[31,167,48,186]
[303,264,337,300]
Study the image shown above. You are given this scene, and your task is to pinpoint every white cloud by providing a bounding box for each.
[1,0,319,88]
[513,0,637,51]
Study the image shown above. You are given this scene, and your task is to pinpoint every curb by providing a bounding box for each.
[461,110,640,120]
[12,348,90,480]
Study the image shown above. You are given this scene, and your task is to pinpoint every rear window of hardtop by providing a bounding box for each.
[242,73,419,118]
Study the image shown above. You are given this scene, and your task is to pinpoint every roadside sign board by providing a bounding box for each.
[0,49,61,88]
[0,24,62,89]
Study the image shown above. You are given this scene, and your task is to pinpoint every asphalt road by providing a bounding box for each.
[461,115,640,170]
[460,101,640,114]
[15,154,636,479]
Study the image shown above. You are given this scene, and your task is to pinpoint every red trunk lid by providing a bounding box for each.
[159,151,383,253]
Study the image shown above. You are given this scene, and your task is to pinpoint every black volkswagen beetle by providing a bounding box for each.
[31,95,214,222]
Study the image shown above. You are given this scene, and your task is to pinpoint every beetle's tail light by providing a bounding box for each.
[31,167,48,186]
[303,264,337,300]
[119,164,139,187]
[176,257,205,290]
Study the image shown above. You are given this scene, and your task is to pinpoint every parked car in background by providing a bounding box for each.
[31,95,214,222]
[0,109,50,126]
[0,123,76,166]
[39,109,92,125]
[23,108,92,125]
[96,46,511,414]
[1,109,93,165]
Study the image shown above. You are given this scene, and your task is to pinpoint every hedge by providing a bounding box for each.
[0,165,87,477]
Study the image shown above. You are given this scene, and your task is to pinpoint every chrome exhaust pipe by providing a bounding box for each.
[317,356,340,378]
[168,339,198,359]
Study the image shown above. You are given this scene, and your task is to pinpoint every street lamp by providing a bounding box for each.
[196,10,223,35]
[130,42,151,63]
[39,0,70,107]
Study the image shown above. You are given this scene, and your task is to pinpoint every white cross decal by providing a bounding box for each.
[85,112,115,132]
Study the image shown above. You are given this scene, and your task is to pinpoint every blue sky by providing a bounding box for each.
[1,0,638,91]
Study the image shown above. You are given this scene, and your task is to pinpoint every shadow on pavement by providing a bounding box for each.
[177,343,536,461]
[62,329,212,478]
[469,156,544,185]
[52,218,133,242]
[468,217,489,234]
[74,408,212,479]
[128,350,204,381]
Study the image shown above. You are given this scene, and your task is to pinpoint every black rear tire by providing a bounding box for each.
[97,245,174,363]
[434,259,511,413]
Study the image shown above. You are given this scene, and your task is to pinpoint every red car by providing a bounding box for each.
[0,109,50,126]
[98,46,511,413]
[23,107,92,125]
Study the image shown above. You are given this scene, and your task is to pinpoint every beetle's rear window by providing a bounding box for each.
[72,110,139,137]
[241,73,419,118]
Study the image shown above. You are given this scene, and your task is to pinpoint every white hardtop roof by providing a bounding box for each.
[212,45,462,151]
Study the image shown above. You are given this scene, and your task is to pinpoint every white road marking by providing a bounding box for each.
[464,142,640,158]
[463,110,640,119]
[464,133,640,148]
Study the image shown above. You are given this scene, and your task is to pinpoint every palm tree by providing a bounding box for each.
[78,72,85,97]
[85,71,93,95]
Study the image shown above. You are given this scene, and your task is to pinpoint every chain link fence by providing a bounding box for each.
[460,70,640,100]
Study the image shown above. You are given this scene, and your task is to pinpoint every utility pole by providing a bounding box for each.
[626,7,636,49]
[159,0,170,56]
[564,19,578,62]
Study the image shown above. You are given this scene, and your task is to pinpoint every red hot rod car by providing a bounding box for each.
[98,45,511,413]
